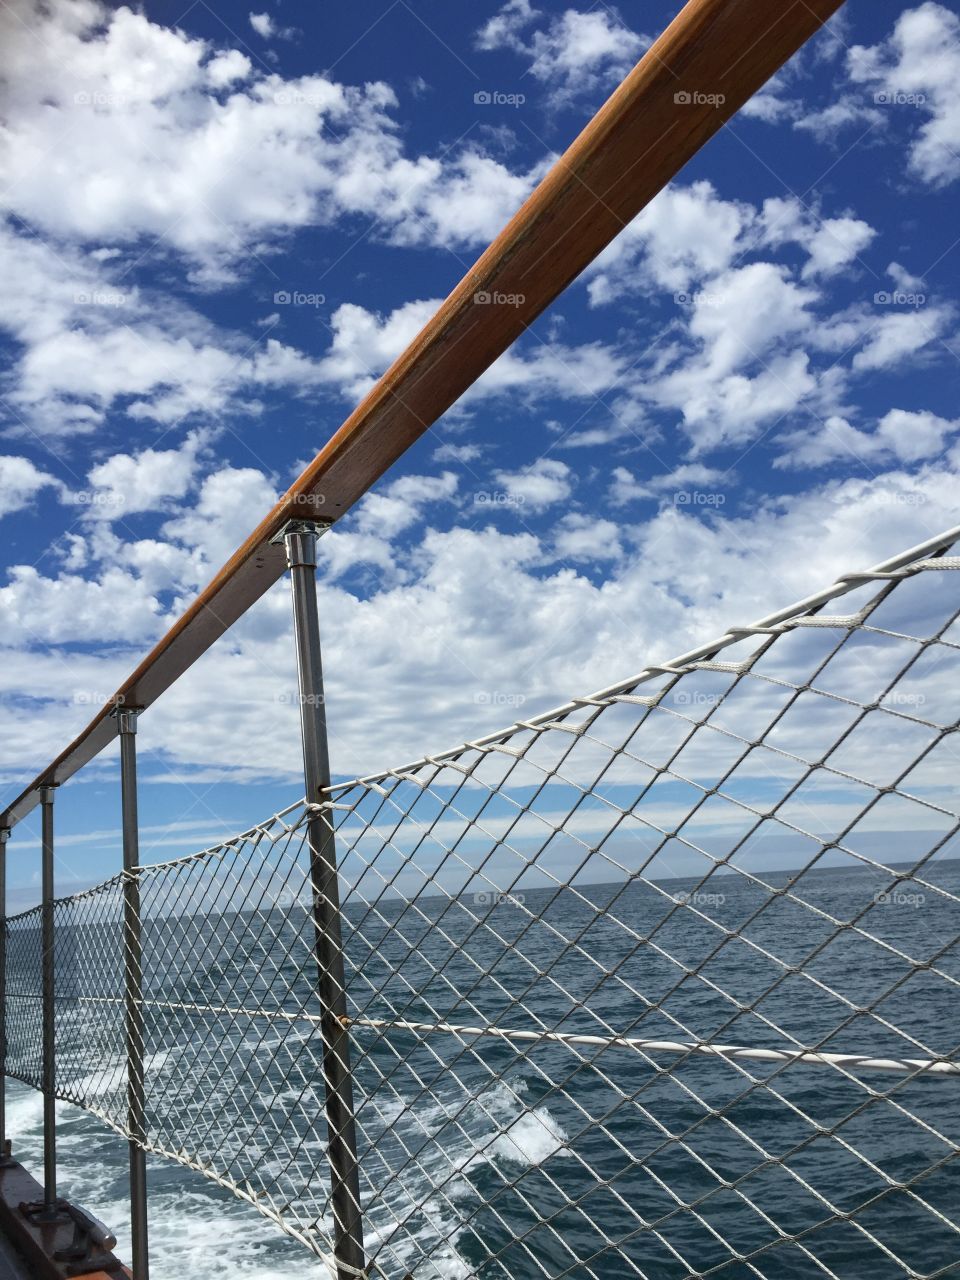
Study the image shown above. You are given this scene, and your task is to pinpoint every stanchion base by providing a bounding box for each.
[0,1161,127,1279]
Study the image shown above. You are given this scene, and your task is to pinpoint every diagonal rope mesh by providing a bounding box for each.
[5,533,960,1278]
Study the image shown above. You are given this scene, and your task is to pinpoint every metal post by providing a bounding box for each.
[0,827,9,1162]
[118,709,149,1280]
[40,785,57,1213]
[283,523,365,1280]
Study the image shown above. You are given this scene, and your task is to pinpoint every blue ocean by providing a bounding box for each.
[6,858,959,1280]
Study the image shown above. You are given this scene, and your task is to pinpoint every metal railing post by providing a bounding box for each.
[0,826,8,1162]
[117,709,149,1280]
[40,784,57,1213]
[283,522,365,1280]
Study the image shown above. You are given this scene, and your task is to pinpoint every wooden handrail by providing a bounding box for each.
[1,0,844,831]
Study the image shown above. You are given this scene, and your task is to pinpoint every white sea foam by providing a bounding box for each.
[488,1105,570,1166]
[4,1065,564,1280]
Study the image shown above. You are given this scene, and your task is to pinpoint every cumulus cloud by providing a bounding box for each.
[0,229,629,437]
[77,433,206,519]
[477,2,647,106]
[0,456,61,517]
[777,409,960,469]
[0,0,540,278]
[846,3,960,187]
[3,457,958,786]
[581,183,953,457]
[586,184,876,307]
[609,464,730,507]
[493,459,573,512]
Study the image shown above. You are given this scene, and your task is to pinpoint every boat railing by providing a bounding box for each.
[2,526,959,1279]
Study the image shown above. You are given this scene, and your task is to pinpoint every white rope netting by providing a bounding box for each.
[5,532,960,1279]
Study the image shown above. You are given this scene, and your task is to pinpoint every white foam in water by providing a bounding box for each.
[4,1081,332,1280]
[488,1106,570,1166]
[3,1068,566,1280]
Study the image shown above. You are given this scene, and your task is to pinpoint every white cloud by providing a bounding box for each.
[799,216,876,279]
[433,443,483,464]
[292,298,441,402]
[0,456,60,517]
[4,459,959,786]
[354,472,458,540]
[587,182,753,304]
[0,223,272,434]
[78,433,205,519]
[476,0,538,52]
[739,84,798,124]
[493,459,572,512]
[551,513,622,562]
[249,12,273,37]
[478,3,647,106]
[581,184,957,457]
[207,49,252,88]
[587,184,877,307]
[847,3,960,187]
[0,0,540,277]
[777,409,960,469]
[609,464,730,507]
[852,305,952,372]
[793,97,884,142]
[0,565,166,645]
[645,264,821,450]
[161,466,278,578]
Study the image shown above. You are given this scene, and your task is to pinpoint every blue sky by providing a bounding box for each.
[1,0,959,904]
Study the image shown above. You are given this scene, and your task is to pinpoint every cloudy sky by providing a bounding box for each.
[1,0,959,900]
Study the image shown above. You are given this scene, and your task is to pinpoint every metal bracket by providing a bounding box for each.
[22,1197,123,1275]
[111,705,142,736]
[270,517,333,546]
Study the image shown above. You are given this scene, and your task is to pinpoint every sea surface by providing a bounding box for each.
[5,859,960,1280]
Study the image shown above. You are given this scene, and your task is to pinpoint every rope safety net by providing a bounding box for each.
[5,533,960,1279]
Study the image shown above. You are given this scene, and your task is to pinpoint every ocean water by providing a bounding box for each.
[5,859,960,1280]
